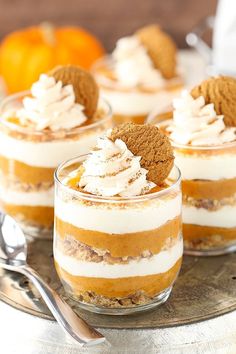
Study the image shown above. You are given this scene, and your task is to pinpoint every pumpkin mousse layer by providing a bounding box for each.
[0,65,111,237]
[2,203,54,228]
[55,258,182,307]
[182,178,236,200]
[183,224,236,251]
[54,123,182,310]
[164,77,236,253]
[55,216,181,258]
[92,24,183,124]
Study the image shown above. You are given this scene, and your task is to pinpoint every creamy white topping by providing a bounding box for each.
[78,136,155,197]
[168,90,236,146]
[16,74,87,131]
[112,36,164,88]
[55,239,183,278]
[55,193,181,234]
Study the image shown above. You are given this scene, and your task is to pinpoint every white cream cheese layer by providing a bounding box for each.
[100,88,178,116]
[0,186,54,207]
[55,193,181,234]
[175,151,236,180]
[0,131,98,168]
[183,205,236,228]
[54,238,183,278]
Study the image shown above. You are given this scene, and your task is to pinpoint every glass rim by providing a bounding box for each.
[54,154,181,203]
[91,54,113,70]
[91,55,183,91]
[0,91,112,136]
[157,118,236,151]
[91,55,135,91]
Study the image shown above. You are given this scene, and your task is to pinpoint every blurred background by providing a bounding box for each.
[0,0,217,50]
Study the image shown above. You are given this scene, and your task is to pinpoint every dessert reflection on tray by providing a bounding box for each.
[1,271,45,314]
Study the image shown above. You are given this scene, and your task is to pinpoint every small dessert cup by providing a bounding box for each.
[154,117,236,256]
[54,155,183,315]
[174,141,236,256]
[92,56,183,126]
[0,93,112,238]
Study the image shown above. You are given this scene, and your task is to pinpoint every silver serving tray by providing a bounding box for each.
[1,238,236,329]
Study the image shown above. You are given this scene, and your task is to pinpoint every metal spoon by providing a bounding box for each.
[0,212,105,347]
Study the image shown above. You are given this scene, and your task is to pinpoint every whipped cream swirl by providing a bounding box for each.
[168,91,236,146]
[16,74,87,131]
[79,136,155,197]
[112,36,164,88]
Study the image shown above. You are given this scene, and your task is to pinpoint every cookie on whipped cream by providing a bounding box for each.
[110,122,174,185]
[136,24,177,79]
[191,76,236,127]
[49,65,99,118]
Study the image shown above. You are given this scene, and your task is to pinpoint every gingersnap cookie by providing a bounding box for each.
[136,24,177,79]
[110,123,174,185]
[191,76,236,127]
[48,65,99,118]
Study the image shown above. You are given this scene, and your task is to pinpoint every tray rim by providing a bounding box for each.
[1,285,236,329]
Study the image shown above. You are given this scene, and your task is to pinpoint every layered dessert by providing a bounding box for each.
[92,25,183,125]
[54,123,182,314]
[0,65,112,237]
[161,76,236,255]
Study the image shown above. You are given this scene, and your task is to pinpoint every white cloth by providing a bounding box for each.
[213,0,236,75]
[0,301,236,354]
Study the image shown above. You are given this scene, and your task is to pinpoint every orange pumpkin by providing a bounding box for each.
[0,23,105,93]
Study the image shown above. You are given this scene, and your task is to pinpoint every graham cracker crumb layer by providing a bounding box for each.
[57,235,178,265]
[183,194,236,211]
[72,290,155,308]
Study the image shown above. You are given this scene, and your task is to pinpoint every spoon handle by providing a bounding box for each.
[20,265,105,347]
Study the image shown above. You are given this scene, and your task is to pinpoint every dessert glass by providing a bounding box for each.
[54,155,183,315]
[155,118,236,256]
[92,56,183,126]
[175,142,236,256]
[0,92,112,239]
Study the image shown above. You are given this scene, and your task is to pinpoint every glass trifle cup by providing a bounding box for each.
[92,25,183,126]
[173,141,236,255]
[151,81,236,256]
[92,57,183,126]
[0,91,112,238]
[54,155,182,315]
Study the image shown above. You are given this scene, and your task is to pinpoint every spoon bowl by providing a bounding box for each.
[0,213,27,265]
[0,212,105,347]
